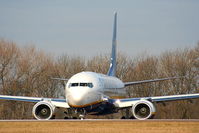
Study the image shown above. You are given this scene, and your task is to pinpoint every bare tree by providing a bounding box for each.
[0,39,199,119]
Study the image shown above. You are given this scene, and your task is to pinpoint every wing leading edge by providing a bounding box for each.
[124,76,182,86]
[0,95,70,108]
[112,93,199,108]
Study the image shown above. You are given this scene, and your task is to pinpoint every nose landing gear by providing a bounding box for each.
[78,109,86,120]
[79,114,85,120]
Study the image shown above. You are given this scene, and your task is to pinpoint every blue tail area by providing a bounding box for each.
[107,12,117,77]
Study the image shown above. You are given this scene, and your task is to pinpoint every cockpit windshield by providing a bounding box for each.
[71,83,79,87]
[80,83,88,86]
[69,83,93,88]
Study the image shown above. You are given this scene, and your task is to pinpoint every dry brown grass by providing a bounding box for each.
[0,120,198,133]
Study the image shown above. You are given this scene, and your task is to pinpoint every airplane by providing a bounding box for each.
[0,12,199,120]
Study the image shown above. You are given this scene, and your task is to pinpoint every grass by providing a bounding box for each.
[0,120,198,133]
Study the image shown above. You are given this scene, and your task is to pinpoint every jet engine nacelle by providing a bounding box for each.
[32,101,55,120]
[132,100,156,120]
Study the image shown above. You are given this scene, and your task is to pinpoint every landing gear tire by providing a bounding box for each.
[72,117,77,119]
[64,116,69,119]
[50,115,56,119]
[121,116,126,119]
[129,116,135,119]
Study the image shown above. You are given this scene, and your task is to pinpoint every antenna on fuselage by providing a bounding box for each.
[107,12,117,77]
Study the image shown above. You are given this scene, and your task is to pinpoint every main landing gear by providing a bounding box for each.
[64,108,86,120]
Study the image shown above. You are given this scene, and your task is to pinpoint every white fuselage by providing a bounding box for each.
[65,72,125,108]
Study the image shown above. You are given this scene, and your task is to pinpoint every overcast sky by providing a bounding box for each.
[0,0,199,58]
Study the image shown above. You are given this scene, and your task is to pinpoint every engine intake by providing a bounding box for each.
[32,101,55,120]
[132,100,156,120]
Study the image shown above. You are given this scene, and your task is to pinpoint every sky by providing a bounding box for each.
[0,0,199,58]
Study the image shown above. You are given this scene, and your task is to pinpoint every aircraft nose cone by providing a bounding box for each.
[67,89,87,107]
[70,94,83,104]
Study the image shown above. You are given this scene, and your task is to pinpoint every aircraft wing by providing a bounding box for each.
[51,77,69,81]
[112,93,199,108]
[124,77,180,86]
[0,95,70,108]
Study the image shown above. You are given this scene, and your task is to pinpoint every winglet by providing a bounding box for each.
[107,12,117,77]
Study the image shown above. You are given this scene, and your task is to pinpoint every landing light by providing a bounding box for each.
[115,99,121,104]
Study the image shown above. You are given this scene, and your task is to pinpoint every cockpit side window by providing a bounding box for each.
[88,83,93,88]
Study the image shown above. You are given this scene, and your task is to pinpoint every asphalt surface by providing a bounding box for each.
[0,119,199,122]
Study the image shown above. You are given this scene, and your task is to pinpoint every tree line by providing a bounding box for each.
[0,39,199,119]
